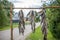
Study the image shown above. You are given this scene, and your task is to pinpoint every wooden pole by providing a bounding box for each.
[4,6,60,9]
[10,5,13,40]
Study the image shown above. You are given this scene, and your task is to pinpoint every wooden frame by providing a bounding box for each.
[9,6,60,40]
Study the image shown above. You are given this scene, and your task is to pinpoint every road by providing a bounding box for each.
[0,22,40,40]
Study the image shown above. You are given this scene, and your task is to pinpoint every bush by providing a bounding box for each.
[46,8,60,39]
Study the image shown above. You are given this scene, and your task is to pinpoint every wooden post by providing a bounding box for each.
[10,4,13,40]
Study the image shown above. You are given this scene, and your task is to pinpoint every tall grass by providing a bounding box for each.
[26,26,56,40]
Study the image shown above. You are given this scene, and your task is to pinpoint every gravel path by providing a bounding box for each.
[0,22,40,40]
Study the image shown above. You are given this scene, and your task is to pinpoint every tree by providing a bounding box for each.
[46,0,60,39]
[0,0,13,27]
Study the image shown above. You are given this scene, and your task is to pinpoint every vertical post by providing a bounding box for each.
[10,4,13,40]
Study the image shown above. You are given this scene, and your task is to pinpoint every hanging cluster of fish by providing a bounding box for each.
[38,9,47,40]
[18,10,25,35]
[26,10,36,33]
[18,10,36,35]
[18,9,47,39]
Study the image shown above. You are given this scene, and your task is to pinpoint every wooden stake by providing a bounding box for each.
[10,5,13,40]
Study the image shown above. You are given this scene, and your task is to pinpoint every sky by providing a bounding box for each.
[8,0,48,20]
[9,0,43,11]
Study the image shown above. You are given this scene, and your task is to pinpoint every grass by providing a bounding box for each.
[0,21,30,31]
[0,23,18,31]
[26,26,56,40]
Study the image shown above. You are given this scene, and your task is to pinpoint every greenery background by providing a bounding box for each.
[0,0,60,40]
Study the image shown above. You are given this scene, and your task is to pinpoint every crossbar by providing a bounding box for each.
[4,6,60,9]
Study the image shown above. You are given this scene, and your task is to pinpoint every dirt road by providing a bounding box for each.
[0,22,40,40]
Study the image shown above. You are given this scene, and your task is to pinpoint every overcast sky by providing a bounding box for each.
[8,0,48,20]
[9,0,43,11]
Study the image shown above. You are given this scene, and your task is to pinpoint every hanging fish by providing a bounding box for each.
[26,10,36,33]
[18,10,25,35]
[37,9,47,40]
[41,9,47,40]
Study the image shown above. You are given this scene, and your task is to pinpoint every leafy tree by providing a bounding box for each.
[46,0,60,39]
[0,0,13,27]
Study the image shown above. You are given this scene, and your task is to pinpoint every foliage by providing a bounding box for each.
[26,26,56,40]
[0,0,13,27]
[46,0,60,39]
[0,23,18,31]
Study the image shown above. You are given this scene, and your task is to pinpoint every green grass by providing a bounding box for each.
[0,21,30,31]
[26,26,56,40]
[0,23,18,31]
